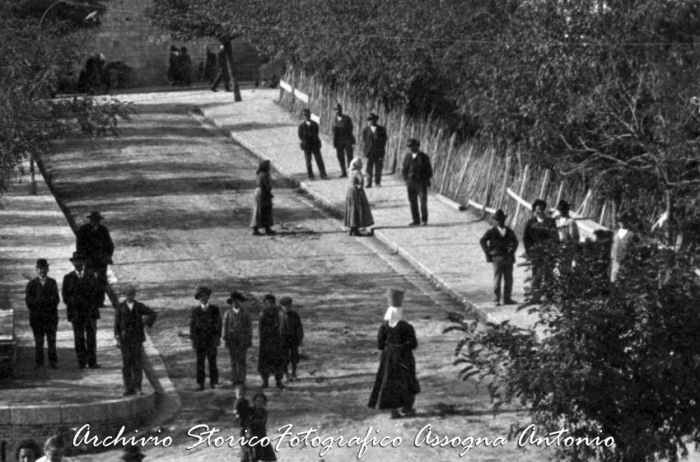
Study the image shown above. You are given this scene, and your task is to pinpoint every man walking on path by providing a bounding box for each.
[361,113,388,188]
[222,291,253,386]
[332,103,355,177]
[279,296,304,382]
[298,108,328,180]
[25,258,60,369]
[401,139,433,226]
[189,286,222,390]
[76,210,116,307]
[62,252,102,369]
[114,285,157,396]
[480,209,519,306]
[210,45,231,92]
[258,294,286,389]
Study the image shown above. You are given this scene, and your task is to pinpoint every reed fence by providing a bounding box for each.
[279,67,624,237]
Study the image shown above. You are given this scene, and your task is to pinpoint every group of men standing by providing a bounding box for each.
[190,288,304,391]
[297,103,434,226]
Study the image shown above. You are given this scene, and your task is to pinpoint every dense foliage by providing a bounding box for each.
[446,241,700,462]
[0,0,134,193]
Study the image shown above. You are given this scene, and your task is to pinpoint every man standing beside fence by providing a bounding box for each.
[332,103,355,178]
[362,113,388,188]
[298,108,328,180]
[480,209,519,306]
[402,139,433,226]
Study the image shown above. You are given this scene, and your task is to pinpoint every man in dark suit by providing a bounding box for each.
[523,199,557,294]
[25,258,60,369]
[401,138,433,226]
[210,45,231,92]
[362,113,389,188]
[298,108,328,180]
[279,296,304,382]
[222,291,253,386]
[189,286,222,390]
[480,209,519,306]
[62,252,102,369]
[332,103,355,177]
[76,210,115,307]
[258,294,286,389]
[115,285,157,396]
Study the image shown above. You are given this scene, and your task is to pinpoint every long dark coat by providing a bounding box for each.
[76,223,114,268]
[25,277,60,329]
[250,172,273,229]
[242,407,277,462]
[62,270,101,322]
[257,307,285,375]
[368,320,421,410]
[114,300,157,345]
[361,125,388,159]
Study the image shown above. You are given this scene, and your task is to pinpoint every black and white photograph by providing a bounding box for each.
[2,1,700,461]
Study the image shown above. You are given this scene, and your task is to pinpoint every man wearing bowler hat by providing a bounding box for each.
[332,103,355,177]
[298,108,328,180]
[189,286,222,390]
[76,210,115,307]
[401,138,433,226]
[361,113,389,188]
[480,209,519,306]
[222,291,253,386]
[25,258,61,369]
[62,252,102,369]
[114,285,157,396]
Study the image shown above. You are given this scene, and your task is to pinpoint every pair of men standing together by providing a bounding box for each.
[298,104,388,187]
[190,287,304,391]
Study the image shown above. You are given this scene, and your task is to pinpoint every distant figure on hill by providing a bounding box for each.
[25,258,60,369]
[361,112,388,188]
[401,138,433,226]
[167,45,179,86]
[204,47,217,83]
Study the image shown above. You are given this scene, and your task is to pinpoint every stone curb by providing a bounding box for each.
[198,109,498,324]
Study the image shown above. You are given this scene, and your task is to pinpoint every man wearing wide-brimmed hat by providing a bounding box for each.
[361,112,389,188]
[25,258,60,369]
[480,209,519,306]
[76,210,115,306]
[222,291,253,386]
[62,252,102,369]
[189,286,222,390]
[298,108,328,180]
[332,103,355,177]
[401,138,433,226]
[368,288,420,419]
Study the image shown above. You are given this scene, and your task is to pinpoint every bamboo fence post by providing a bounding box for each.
[442,133,457,193]
[512,164,530,226]
[599,202,607,227]
[498,154,512,208]
[456,143,474,199]
[483,148,497,211]
[539,169,551,200]
[392,112,406,174]
[555,181,565,208]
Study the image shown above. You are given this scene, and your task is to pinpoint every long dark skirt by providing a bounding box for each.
[344,187,374,228]
[251,188,273,228]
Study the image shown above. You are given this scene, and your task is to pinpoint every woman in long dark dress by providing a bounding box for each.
[344,158,374,236]
[251,160,276,236]
[242,391,277,462]
[368,289,420,419]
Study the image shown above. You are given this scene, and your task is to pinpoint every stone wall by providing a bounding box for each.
[88,0,264,86]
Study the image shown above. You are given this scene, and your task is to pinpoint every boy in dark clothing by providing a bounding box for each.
[279,297,304,382]
[479,209,519,306]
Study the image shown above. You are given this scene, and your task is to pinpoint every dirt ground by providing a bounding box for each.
[39,94,551,462]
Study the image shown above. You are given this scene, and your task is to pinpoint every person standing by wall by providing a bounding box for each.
[361,113,388,188]
[62,252,102,369]
[332,103,355,178]
[25,258,60,369]
[114,285,157,396]
[480,209,519,306]
[298,108,328,180]
[401,139,433,226]
[189,286,222,391]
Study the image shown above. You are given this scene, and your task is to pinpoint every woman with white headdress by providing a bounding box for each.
[368,288,420,419]
[344,157,374,236]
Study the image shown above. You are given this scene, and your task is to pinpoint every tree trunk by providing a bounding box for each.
[222,38,242,102]
[664,188,675,248]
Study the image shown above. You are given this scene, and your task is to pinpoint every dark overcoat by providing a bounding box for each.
[401,151,433,186]
[368,320,421,410]
[114,300,157,345]
[189,304,222,349]
[298,120,322,151]
[25,277,60,328]
[62,271,101,322]
[280,309,304,349]
[250,172,274,229]
[361,125,388,158]
[258,306,285,375]
[76,223,114,268]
